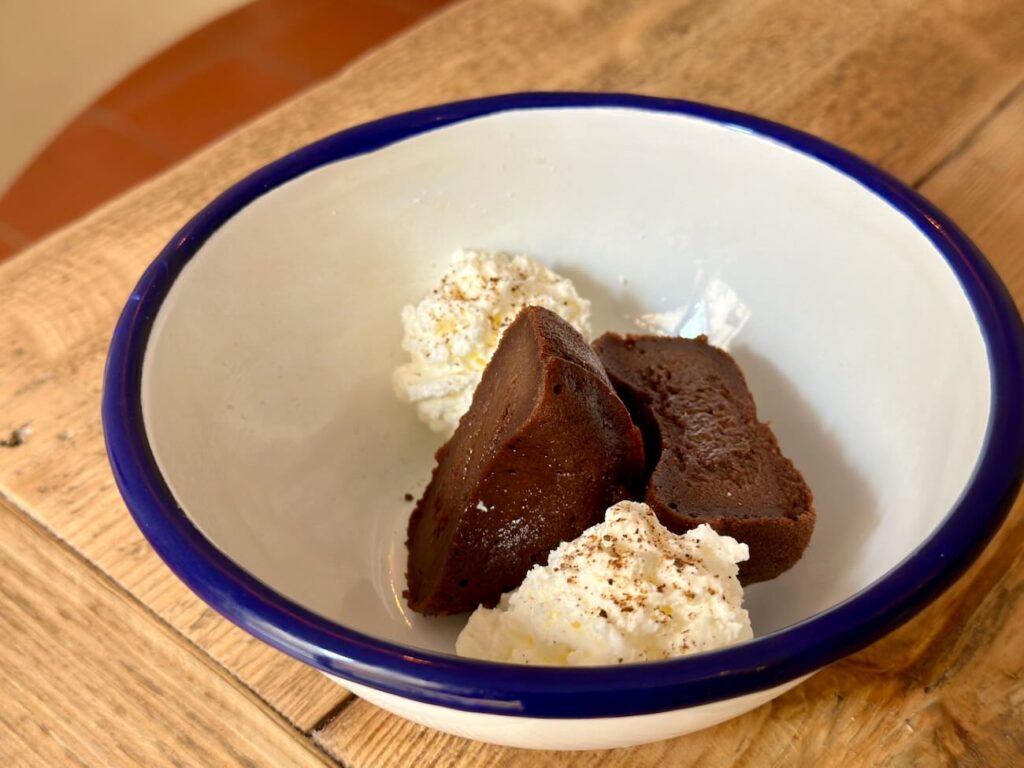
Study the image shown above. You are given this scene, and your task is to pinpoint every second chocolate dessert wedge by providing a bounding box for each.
[593,333,814,583]
[406,307,646,615]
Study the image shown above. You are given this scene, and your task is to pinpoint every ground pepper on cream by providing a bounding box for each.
[455,501,753,666]
[393,249,591,433]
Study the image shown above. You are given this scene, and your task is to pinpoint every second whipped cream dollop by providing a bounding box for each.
[393,249,591,433]
[455,501,753,666]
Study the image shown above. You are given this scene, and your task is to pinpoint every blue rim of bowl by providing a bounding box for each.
[103,92,1024,719]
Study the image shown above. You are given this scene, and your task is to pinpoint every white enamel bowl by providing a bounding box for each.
[103,93,1024,750]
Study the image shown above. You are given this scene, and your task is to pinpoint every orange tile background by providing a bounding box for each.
[0,0,453,263]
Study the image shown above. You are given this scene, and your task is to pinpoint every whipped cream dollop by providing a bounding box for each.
[455,501,753,666]
[393,249,591,433]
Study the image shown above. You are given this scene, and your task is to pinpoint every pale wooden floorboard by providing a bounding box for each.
[0,498,338,767]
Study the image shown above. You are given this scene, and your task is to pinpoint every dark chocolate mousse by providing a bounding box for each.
[593,333,814,583]
[406,307,646,615]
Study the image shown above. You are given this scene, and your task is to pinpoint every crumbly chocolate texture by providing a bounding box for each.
[406,307,646,615]
[593,333,814,584]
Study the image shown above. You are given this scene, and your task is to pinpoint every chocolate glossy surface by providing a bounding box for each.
[406,307,646,615]
[594,333,814,583]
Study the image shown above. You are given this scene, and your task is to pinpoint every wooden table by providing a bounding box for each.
[2,1,1022,765]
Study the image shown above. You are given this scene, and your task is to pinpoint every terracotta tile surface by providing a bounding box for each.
[251,0,418,81]
[0,113,172,240]
[0,232,21,261]
[113,54,302,156]
[0,0,453,263]
[0,223,29,260]
[94,0,311,115]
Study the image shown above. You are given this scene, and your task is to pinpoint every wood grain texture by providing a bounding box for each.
[1,0,1023,764]
[922,83,1024,307]
[0,498,336,767]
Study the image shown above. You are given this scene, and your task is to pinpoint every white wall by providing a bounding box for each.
[0,0,250,195]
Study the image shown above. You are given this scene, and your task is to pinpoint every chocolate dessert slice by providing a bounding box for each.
[406,307,646,615]
[593,333,814,584]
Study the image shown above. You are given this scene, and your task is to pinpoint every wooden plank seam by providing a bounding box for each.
[0,485,346,766]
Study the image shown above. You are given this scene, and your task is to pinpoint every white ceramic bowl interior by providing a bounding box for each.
[138,104,992,747]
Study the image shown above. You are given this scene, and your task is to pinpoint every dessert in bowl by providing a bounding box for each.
[103,93,1024,750]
